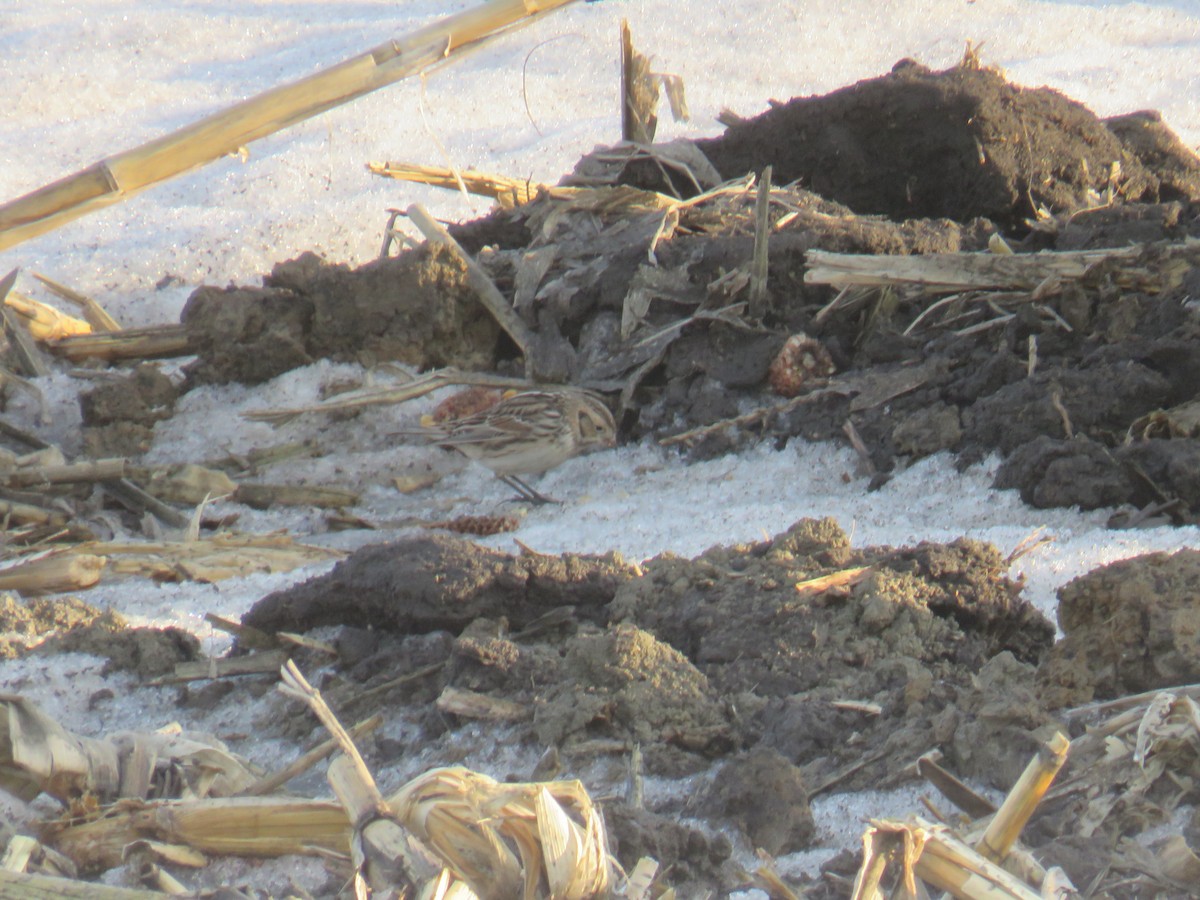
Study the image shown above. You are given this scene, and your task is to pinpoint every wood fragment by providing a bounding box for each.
[0,836,37,875]
[794,566,872,596]
[278,662,384,808]
[32,272,121,331]
[6,458,126,488]
[753,850,802,900]
[805,244,1148,290]
[367,161,543,207]
[2,308,51,379]
[1049,388,1074,439]
[1005,528,1054,565]
[42,796,350,874]
[748,165,772,318]
[0,498,69,528]
[846,358,942,413]
[625,857,661,900]
[127,463,236,505]
[841,419,876,476]
[125,855,191,894]
[621,20,658,144]
[5,291,92,340]
[717,107,746,127]
[809,746,894,798]
[280,662,434,896]
[243,367,532,424]
[0,552,106,597]
[124,839,208,871]
[917,753,997,820]
[62,533,343,584]
[99,478,189,529]
[46,324,191,363]
[1060,682,1200,722]
[436,686,531,721]
[203,613,277,651]
[240,715,383,797]
[0,418,50,450]
[277,631,337,656]
[334,659,448,713]
[0,869,167,898]
[829,700,883,716]
[149,649,291,685]
[977,731,1069,864]
[406,203,538,378]
[233,482,360,510]
[626,743,644,809]
[907,820,1042,899]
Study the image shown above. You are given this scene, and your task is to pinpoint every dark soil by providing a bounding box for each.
[1037,548,1200,707]
[80,363,180,458]
[52,58,1200,895]
[0,594,199,678]
[234,522,1200,895]
[694,60,1198,227]
[180,244,502,385]
[153,58,1200,526]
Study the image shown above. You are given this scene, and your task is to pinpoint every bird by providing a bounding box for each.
[396,389,617,504]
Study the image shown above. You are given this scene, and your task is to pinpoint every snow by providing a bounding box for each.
[3,0,1200,891]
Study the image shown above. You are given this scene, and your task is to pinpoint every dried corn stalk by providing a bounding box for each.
[389,766,612,899]
[280,661,612,899]
[2,534,345,589]
[852,732,1073,898]
[41,795,350,875]
[4,291,92,340]
[0,694,121,803]
[368,162,544,207]
[0,695,260,805]
[0,0,585,251]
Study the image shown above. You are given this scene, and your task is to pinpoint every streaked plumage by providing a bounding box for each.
[399,389,616,503]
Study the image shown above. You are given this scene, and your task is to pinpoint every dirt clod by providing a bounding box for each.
[1037,549,1200,707]
[699,746,816,855]
[242,532,637,636]
[182,246,499,384]
[697,60,1171,227]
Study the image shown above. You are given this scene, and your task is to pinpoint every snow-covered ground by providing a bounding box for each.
[3,0,1200,891]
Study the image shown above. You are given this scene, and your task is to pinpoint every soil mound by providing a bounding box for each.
[160,58,1200,526]
[690,59,1200,226]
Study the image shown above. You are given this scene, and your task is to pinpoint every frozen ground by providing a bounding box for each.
[3,0,1200,892]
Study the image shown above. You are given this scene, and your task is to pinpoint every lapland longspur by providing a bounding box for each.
[399,389,616,503]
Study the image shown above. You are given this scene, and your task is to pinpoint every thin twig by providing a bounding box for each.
[240,714,383,797]
[1005,527,1055,565]
[658,386,845,446]
[1050,388,1074,439]
[748,165,772,318]
[278,660,381,802]
[406,203,537,377]
[842,418,876,477]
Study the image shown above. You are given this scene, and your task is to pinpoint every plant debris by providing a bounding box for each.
[4,49,1200,898]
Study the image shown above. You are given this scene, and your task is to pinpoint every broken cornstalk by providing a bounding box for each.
[805,240,1200,293]
[0,0,585,251]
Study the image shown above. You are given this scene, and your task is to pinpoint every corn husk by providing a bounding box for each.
[388,766,611,899]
